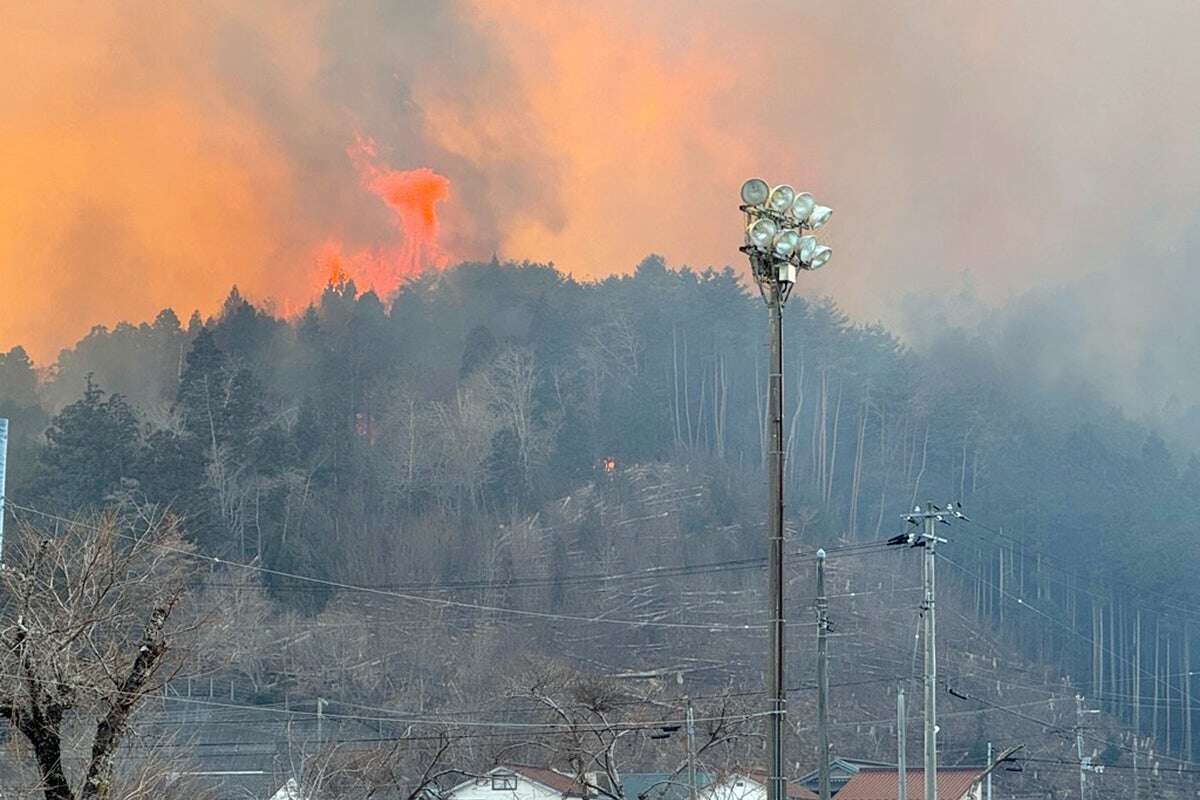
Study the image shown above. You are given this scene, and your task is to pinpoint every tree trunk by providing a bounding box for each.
[1166,633,1173,754]
[672,326,682,448]
[1185,620,1193,761]
[1134,608,1142,799]
[683,334,694,449]
[18,710,75,800]
[1154,617,1162,747]
[825,380,843,504]
[848,395,867,540]
[80,604,173,800]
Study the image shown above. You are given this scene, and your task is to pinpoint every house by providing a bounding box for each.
[441,766,590,800]
[269,779,304,800]
[699,771,818,800]
[796,758,894,796]
[615,772,716,800]
[833,768,985,800]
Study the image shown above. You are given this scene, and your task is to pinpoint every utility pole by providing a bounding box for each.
[922,506,938,800]
[1076,695,1087,800]
[892,503,958,800]
[0,416,8,564]
[1076,694,1102,800]
[816,549,831,800]
[897,687,907,800]
[986,742,992,800]
[686,696,698,800]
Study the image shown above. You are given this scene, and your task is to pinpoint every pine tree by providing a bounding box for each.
[32,376,140,512]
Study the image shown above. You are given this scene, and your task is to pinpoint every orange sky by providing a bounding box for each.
[4,0,1200,411]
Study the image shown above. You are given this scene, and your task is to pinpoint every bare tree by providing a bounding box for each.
[0,512,206,800]
[499,665,758,800]
[485,347,557,491]
[311,730,479,800]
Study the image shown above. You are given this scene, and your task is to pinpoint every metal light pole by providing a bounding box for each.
[765,262,787,800]
[739,178,834,800]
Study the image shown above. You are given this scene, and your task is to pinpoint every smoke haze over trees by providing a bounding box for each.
[2,259,1199,797]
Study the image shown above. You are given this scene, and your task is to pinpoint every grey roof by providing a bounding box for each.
[796,758,896,793]
[618,772,716,800]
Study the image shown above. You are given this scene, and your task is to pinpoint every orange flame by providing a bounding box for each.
[314,136,451,298]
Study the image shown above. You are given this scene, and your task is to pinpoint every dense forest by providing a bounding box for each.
[2,258,1199,796]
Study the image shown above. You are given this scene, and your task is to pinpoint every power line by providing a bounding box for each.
[3,500,768,632]
[958,517,1200,623]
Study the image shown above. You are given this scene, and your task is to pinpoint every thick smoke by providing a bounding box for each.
[3,1,1200,432]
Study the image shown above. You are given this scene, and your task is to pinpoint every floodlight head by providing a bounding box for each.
[791,192,815,223]
[740,178,770,206]
[768,184,796,213]
[809,245,832,270]
[797,235,817,264]
[809,205,832,229]
[772,229,800,258]
[746,217,778,250]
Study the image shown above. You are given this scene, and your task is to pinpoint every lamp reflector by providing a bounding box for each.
[740,178,770,206]
[809,245,832,269]
[772,229,800,257]
[797,235,817,264]
[768,184,796,213]
[746,217,778,249]
[809,205,832,229]
[791,192,815,222]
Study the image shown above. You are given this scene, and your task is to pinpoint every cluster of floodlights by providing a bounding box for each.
[740,179,832,277]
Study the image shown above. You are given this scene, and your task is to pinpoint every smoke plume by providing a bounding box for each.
[4,1,1200,428]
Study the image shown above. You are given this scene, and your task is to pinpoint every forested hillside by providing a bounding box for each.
[2,258,1199,796]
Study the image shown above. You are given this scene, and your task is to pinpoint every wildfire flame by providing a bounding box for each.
[316,136,451,297]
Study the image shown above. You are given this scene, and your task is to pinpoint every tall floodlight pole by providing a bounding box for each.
[739,178,834,800]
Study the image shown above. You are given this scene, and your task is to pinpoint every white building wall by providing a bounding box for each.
[699,776,766,800]
[447,772,567,800]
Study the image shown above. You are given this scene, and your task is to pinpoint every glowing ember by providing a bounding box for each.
[314,136,451,297]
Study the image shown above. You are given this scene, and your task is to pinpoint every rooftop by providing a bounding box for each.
[834,768,984,800]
